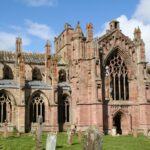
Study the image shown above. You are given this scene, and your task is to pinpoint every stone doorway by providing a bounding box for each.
[58,93,70,132]
[113,112,122,134]
[113,111,128,135]
[112,111,131,135]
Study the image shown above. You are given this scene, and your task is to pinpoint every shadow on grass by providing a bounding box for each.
[56,145,63,149]
[72,142,79,145]
[0,145,3,150]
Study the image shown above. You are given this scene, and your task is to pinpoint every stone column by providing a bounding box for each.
[17,106,25,132]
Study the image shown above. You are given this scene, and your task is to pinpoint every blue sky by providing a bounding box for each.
[0,0,150,62]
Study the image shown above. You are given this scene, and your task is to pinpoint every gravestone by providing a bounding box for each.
[30,126,36,140]
[36,115,43,150]
[13,126,20,137]
[77,130,82,143]
[147,130,150,139]
[133,129,138,138]
[3,120,8,138]
[46,132,57,150]
[67,125,77,145]
[67,128,73,145]
[83,127,103,150]
[112,126,117,136]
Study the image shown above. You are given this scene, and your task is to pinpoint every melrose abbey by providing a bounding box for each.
[0,20,150,135]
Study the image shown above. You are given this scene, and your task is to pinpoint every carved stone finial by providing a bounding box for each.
[16,37,22,53]
[45,40,51,56]
[134,26,141,40]
[86,23,93,41]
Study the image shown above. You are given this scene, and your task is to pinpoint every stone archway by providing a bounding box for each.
[25,90,49,133]
[58,91,71,132]
[113,111,128,135]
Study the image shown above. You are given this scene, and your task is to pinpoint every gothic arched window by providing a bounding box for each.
[0,90,12,123]
[3,65,13,80]
[59,69,66,82]
[30,93,45,123]
[62,94,70,122]
[106,51,129,100]
[32,67,42,81]
[58,93,70,124]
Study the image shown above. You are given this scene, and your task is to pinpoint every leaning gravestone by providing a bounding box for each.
[36,115,43,150]
[83,127,103,150]
[3,120,8,138]
[67,128,73,145]
[46,132,57,150]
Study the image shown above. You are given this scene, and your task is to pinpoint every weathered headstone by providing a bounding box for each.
[112,126,117,136]
[31,126,36,140]
[77,130,82,143]
[71,124,77,134]
[67,129,73,145]
[36,115,43,150]
[133,129,138,138]
[3,120,8,138]
[46,132,57,150]
[83,127,103,150]
[13,126,20,137]
[67,125,77,145]
[147,130,150,139]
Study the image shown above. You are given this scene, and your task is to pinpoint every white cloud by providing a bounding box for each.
[20,0,56,7]
[26,20,56,41]
[0,32,30,50]
[9,25,22,31]
[117,15,150,62]
[133,0,150,23]
[96,0,150,63]
[0,20,56,52]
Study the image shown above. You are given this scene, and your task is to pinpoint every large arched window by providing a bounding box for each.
[30,93,45,123]
[32,67,42,81]
[3,65,13,79]
[59,69,66,82]
[106,50,129,100]
[0,90,12,123]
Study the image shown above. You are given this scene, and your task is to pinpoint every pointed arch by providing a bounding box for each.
[58,92,71,131]
[105,48,129,100]
[0,89,16,123]
[3,64,14,80]
[29,90,49,123]
[58,69,66,82]
[104,46,131,68]
[112,110,128,135]
[32,67,42,81]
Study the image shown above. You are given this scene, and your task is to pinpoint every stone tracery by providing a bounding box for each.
[106,50,129,100]
[0,91,12,123]
[30,93,45,123]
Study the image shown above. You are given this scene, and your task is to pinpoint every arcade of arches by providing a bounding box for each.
[0,90,12,123]
[0,20,150,135]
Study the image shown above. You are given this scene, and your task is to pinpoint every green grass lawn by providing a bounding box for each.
[0,132,150,150]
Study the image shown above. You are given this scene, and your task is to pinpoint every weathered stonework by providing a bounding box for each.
[0,20,150,135]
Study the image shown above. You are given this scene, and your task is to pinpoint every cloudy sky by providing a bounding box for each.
[0,0,150,62]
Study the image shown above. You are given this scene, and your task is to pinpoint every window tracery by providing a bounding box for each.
[30,93,45,123]
[0,92,12,123]
[106,51,129,100]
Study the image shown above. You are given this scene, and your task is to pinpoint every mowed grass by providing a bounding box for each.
[0,132,150,150]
